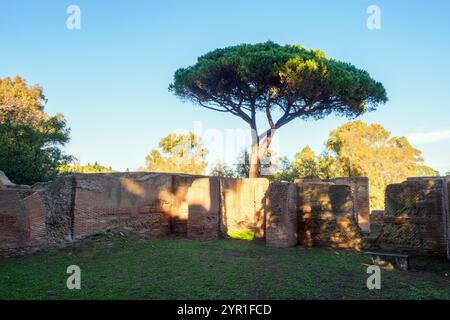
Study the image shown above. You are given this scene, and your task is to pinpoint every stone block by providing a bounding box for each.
[365,251,410,271]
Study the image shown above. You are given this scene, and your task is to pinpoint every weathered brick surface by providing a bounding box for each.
[0,190,29,249]
[332,177,370,233]
[41,175,75,242]
[295,177,370,232]
[187,177,221,240]
[0,189,48,256]
[220,178,269,240]
[375,178,450,257]
[171,175,202,234]
[370,210,385,227]
[265,183,298,248]
[73,173,173,239]
[297,182,364,250]
[5,171,448,259]
[22,192,47,245]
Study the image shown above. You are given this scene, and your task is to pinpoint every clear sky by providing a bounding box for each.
[1,0,449,174]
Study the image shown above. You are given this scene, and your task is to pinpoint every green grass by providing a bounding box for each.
[227,230,255,240]
[0,235,449,300]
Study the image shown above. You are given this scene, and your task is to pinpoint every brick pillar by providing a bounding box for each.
[187,177,221,240]
[265,183,298,248]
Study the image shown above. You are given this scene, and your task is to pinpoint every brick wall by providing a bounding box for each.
[374,178,450,257]
[296,181,364,250]
[22,192,47,245]
[0,190,29,250]
[5,171,448,259]
[370,210,385,227]
[41,175,75,243]
[220,178,269,240]
[0,189,47,255]
[72,173,173,239]
[295,177,370,233]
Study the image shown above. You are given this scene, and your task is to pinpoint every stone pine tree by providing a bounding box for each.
[170,42,387,178]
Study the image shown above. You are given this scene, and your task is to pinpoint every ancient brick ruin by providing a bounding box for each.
[373,176,450,260]
[296,181,365,250]
[1,171,449,261]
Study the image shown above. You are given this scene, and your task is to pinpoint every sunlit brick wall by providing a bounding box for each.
[296,182,364,250]
[375,178,450,257]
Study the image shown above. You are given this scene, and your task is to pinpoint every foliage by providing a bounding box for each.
[325,121,436,209]
[234,150,251,178]
[291,121,436,210]
[170,41,387,177]
[270,157,297,182]
[0,76,71,185]
[290,146,339,180]
[234,149,281,178]
[145,132,208,175]
[59,161,114,174]
[0,76,47,127]
[209,161,236,178]
[0,119,71,185]
[291,146,321,178]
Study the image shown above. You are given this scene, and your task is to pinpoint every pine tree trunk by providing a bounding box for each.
[248,130,275,178]
[249,143,260,178]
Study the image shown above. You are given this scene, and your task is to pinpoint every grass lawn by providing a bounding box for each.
[0,233,449,300]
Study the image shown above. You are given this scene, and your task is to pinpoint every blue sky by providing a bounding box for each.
[1,0,449,174]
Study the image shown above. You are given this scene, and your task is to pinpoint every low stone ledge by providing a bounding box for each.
[365,251,410,271]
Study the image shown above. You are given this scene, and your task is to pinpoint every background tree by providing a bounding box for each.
[291,121,436,210]
[59,161,114,174]
[234,150,251,178]
[291,146,339,179]
[209,161,236,178]
[170,41,387,178]
[0,76,71,185]
[0,118,71,185]
[271,156,298,182]
[234,149,280,178]
[0,76,47,126]
[291,146,321,178]
[325,121,436,209]
[145,132,208,174]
